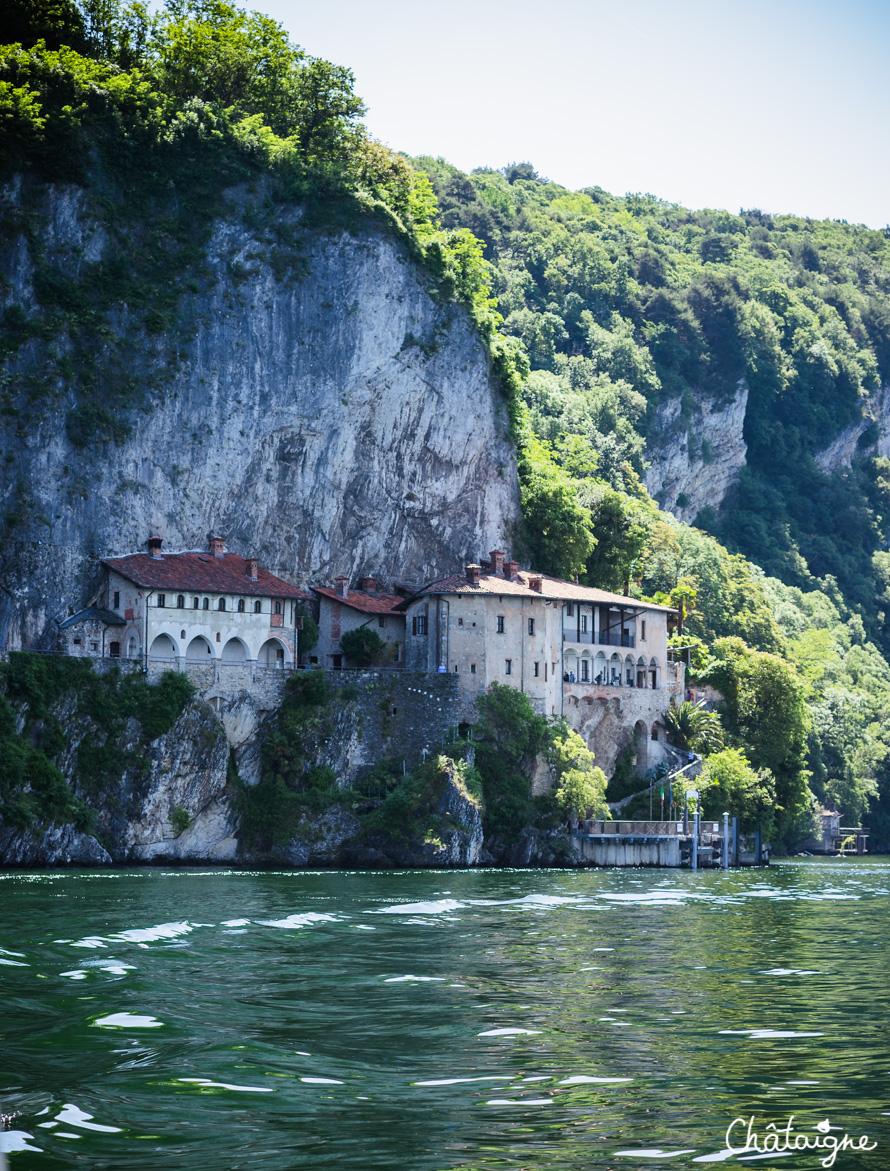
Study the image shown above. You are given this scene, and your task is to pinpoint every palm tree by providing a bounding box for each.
[664,699,724,755]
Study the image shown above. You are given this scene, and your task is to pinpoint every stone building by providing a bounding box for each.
[313,577,406,668]
[99,535,311,670]
[59,607,126,658]
[399,551,683,772]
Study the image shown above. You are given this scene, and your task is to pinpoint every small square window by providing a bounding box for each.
[457,616,463,626]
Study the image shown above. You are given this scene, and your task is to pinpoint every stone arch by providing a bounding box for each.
[564,650,578,681]
[580,650,593,683]
[624,653,635,685]
[149,634,176,661]
[186,635,214,661]
[609,652,622,685]
[594,650,607,684]
[221,637,249,663]
[258,637,291,668]
[634,718,648,772]
[636,655,648,689]
[649,656,660,689]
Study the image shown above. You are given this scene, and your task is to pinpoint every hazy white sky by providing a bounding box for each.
[254,0,889,227]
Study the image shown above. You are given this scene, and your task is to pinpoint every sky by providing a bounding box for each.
[254,0,889,227]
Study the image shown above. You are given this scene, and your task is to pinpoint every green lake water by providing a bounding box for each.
[1,860,888,1170]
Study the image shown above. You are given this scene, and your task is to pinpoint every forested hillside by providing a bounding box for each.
[412,158,890,849]
[3,2,890,851]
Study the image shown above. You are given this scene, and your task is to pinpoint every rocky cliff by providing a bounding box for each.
[0,178,520,649]
[644,382,749,522]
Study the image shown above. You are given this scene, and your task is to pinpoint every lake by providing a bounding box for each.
[2,860,888,1169]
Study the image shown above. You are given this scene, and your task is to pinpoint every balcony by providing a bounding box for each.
[562,630,635,648]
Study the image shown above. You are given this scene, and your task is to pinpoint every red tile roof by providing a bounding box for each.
[103,553,310,599]
[398,570,675,612]
[313,587,404,615]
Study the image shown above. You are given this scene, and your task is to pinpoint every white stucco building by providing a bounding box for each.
[99,535,311,670]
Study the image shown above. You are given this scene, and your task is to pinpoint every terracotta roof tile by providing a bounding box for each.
[102,553,310,599]
[398,570,676,613]
[313,587,404,615]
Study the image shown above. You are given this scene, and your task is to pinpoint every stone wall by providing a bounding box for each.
[313,670,466,786]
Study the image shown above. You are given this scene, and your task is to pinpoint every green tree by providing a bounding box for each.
[700,747,777,836]
[547,723,608,819]
[339,626,386,668]
[704,637,811,841]
[664,699,724,755]
[518,434,595,580]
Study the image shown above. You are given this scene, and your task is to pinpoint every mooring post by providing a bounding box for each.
[722,811,729,869]
[687,789,699,871]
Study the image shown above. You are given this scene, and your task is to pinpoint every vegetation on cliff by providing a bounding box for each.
[4,4,890,850]
[0,653,194,832]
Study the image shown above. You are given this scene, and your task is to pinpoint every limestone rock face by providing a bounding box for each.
[645,382,749,522]
[0,182,520,650]
[124,704,235,862]
[0,822,112,867]
[815,386,890,472]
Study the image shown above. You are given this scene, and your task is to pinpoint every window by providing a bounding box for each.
[203,598,209,610]
[113,590,120,609]
[254,600,262,613]
[641,620,646,640]
[109,641,120,658]
[496,615,505,633]
[651,724,659,741]
[180,630,186,640]
[457,616,463,626]
[90,641,99,652]
[73,637,82,646]
[453,664,458,673]
[567,604,574,617]
[236,598,244,613]
[177,595,185,609]
[581,614,588,633]
[412,615,427,635]
[505,659,512,675]
[378,616,386,628]
[533,661,539,677]
[528,617,535,635]
[274,600,282,615]
[470,663,476,675]
[157,594,166,608]
[581,660,589,682]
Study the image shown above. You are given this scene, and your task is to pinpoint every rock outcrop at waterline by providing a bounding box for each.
[0,180,520,649]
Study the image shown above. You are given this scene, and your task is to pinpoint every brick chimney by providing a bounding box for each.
[361,576,378,593]
[529,575,543,593]
[506,559,519,580]
[209,535,225,558]
[334,575,349,599]
[466,564,481,585]
[246,557,259,581]
[147,535,163,559]
[489,549,505,575]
